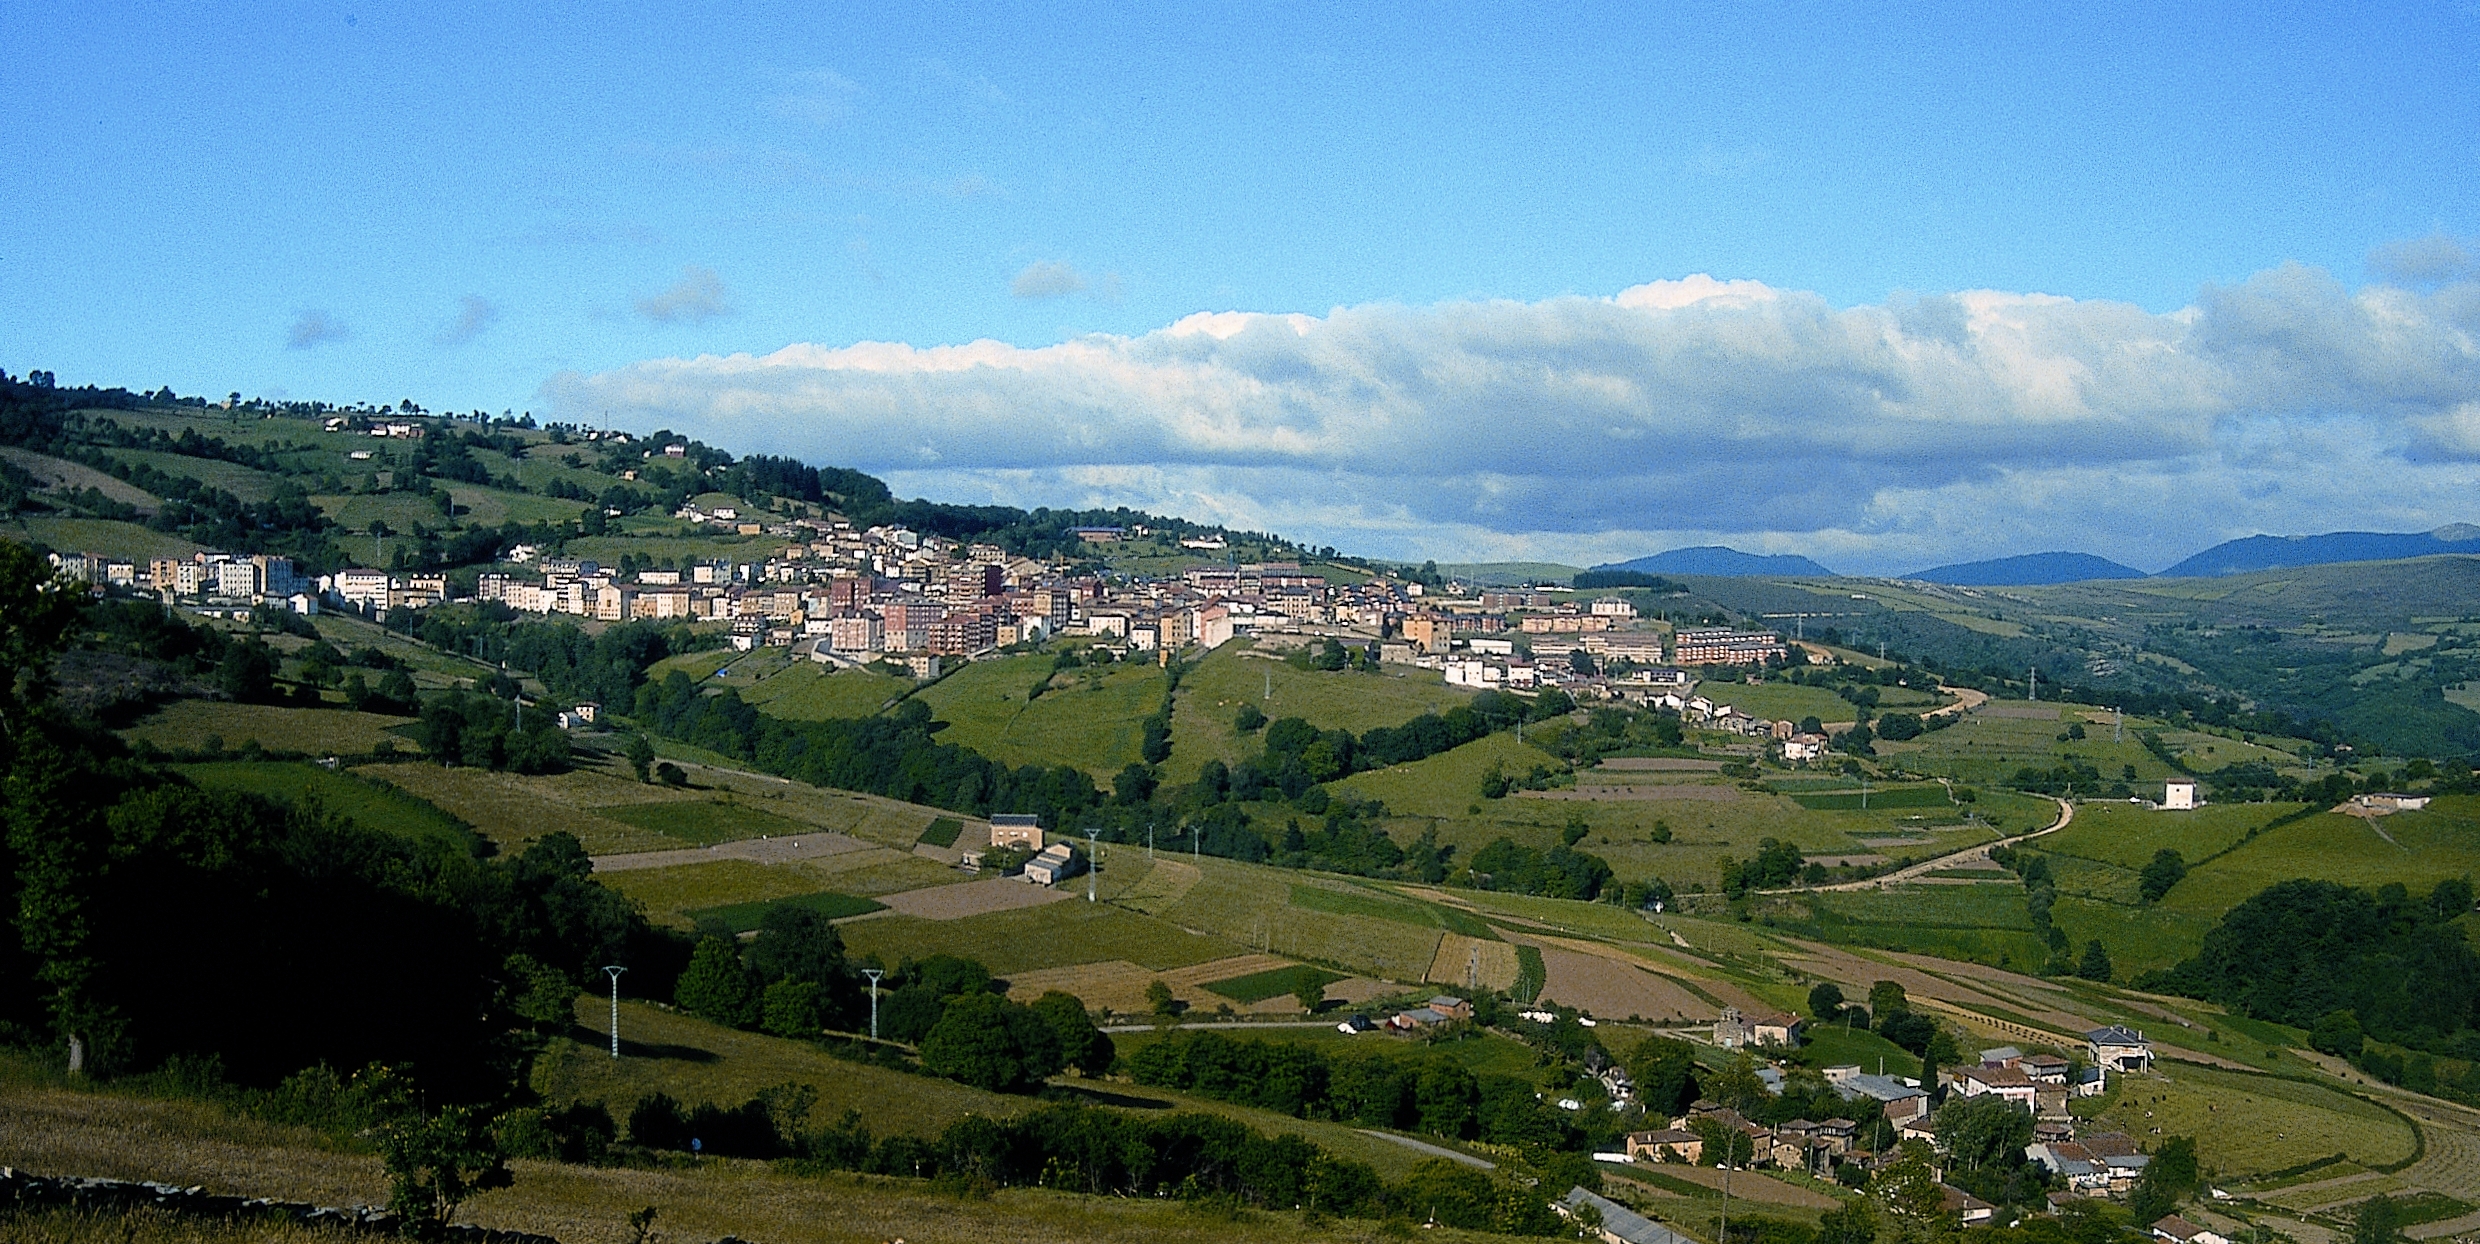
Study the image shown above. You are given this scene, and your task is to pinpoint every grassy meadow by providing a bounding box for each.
[122,701,420,756]
[914,653,1169,777]
[1164,643,1473,786]
[176,761,472,844]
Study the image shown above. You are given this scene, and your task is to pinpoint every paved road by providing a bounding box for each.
[1355,1129,1496,1169]
[1781,795,2073,894]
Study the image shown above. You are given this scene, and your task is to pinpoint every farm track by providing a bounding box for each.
[1792,795,2073,893]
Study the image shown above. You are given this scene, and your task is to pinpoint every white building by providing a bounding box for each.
[2163,780,2195,810]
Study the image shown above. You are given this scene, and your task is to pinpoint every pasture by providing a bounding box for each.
[7,516,205,562]
[1163,643,1473,786]
[684,889,886,933]
[915,653,1168,777]
[1152,858,1449,982]
[1702,682,1866,725]
[2158,799,2480,922]
[597,799,816,846]
[2082,1061,2417,1178]
[1880,703,2184,786]
[836,897,1239,977]
[737,660,915,721]
[1199,963,1346,1004]
[361,762,678,854]
[176,760,473,845]
[122,701,420,757]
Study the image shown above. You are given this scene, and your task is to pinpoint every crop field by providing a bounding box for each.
[2084,1062,2417,1178]
[1199,963,1347,1004]
[914,653,1167,777]
[1790,784,1953,810]
[121,701,420,757]
[1163,643,1473,785]
[1289,881,1495,938]
[599,860,857,928]
[176,761,472,844]
[684,889,887,932]
[1154,859,1448,981]
[361,762,678,854]
[737,661,915,721]
[596,799,815,845]
[1775,886,2051,973]
[838,897,1239,976]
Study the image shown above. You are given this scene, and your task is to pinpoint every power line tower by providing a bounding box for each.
[862,969,884,1040]
[602,965,627,1058]
[1086,829,1100,903]
[2028,666,2039,702]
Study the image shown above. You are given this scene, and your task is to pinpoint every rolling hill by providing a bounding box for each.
[2160,524,2480,576]
[1596,545,1835,577]
[1902,551,2148,585]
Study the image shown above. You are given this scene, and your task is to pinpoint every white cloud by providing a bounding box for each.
[545,265,2480,573]
[634,266,731,323]
[286,309,349,349]
[772,69,863,126]
[435,295,499,345]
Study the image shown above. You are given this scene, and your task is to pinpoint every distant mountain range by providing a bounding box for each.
[1903,552,2149,586]
[1595,546,1837,577]
[1593,525,2480,586]
[2160,525,2480,577]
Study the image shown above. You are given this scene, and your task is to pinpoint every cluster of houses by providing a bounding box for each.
[1333,994,1479,1035]
[1613,1023,2158,1217]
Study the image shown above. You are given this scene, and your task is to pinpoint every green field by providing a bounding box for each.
[2037,799,2297,870]
[2080,1060,2417,1178]
[122,701,422,756]
[596,799,814,845]
[176,761,473,845]
[1148,858,1449,981]
[918,817,965,847]
[1790,784,1953,810]
[1164,642,1473,786]
[683,889,887,933]
[1794,1023,1922,1079]
[838,894,1240,978]
[597,860,850,927]
[1703,683,1871,725]
[1881,704,2186,786]
[2157,799,2480,921]
[5,515,207,562]
[737,661,915,720]
[100,448,284,501]
[914,653,1168,777]
[1290,882,1495,938]
[1199,963,1346,1004]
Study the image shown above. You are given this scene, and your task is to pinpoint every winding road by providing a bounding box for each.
[1778,795,2074,894]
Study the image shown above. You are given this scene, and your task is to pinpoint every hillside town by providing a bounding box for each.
[43,518,1841,755]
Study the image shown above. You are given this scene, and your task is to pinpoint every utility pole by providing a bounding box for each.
[2029,666,2038,702]
[603,965,627,1058]
[1086,829,1099,903]
[1147,822,1155,860]
[862,969,884,1040]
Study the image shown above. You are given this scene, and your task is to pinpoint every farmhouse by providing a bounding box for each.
[2356,792,2432,811]
[1825,1068,1930,1122]
[1625,1128,1704,1163]
[2151,1217,2230,1244]
[2086,1026,2153,1074]
[989,813,1043,850]
[1715,1006,1804,1049]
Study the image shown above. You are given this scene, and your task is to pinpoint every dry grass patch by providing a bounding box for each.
[362,763,671,854]
[2088,1063,2416,1179]
[595,860,833,928]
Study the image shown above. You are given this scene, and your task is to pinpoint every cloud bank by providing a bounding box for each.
[436,295,499,345]
[545,265,2480,574]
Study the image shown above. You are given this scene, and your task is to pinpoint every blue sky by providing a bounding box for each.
[5,3,2477,572]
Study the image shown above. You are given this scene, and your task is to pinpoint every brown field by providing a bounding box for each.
[1113,857,1204,913]
[1596,758,1724,772]
[1520,937,1736,1022]
[875,876,1077,920]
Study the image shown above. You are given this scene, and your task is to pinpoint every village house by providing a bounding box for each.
[1624,1128,1704,1164]
[2087,1026,2153,1075]
[1714,1006,1804,1049]
[2151,1216,2230,1244]
[1022,842,1083,886]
